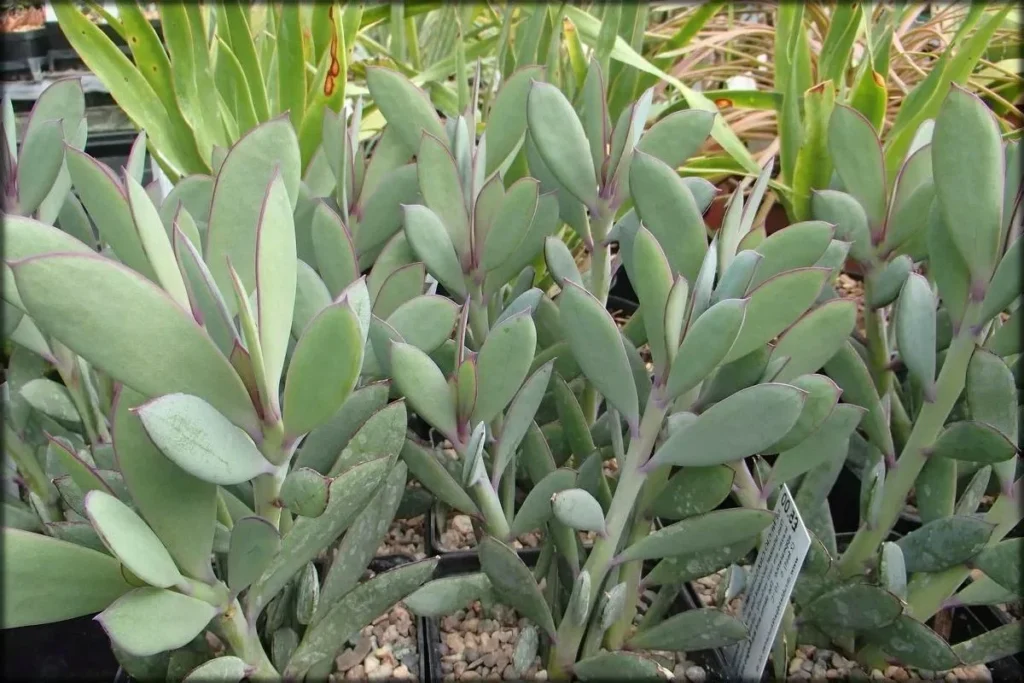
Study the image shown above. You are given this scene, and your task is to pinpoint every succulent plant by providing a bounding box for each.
[363,63,877,679]
[2,80,435,681]
[789,85,1022,671]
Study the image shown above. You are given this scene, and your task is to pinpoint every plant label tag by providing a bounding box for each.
[725,484,810,681]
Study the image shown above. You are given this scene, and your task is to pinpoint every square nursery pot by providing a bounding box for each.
[5,614,120,682]
[0,27,49,75]
[423,560,729,682]
[428,504,545,570]
[373,492,429,567]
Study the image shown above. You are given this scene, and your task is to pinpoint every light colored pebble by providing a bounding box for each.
[685,665,707,683]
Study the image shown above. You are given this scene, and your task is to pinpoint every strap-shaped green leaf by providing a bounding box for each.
[649,465,734,521]
[527,80,599,211]
[933,85,1004,282]
[823,341,895,459]
[544,236,584,288]
[979,236,1022,326]
[626,226,673,372]
[636,109,714,172]
[650,383,806,469]
[629,150,708,283]
[866,254,913,310]
[311,202,358,298]
[895,273,937,399]
[493,361,554,481]
[643,536,757,587]
[511,468,577,536]
[750,221,834,289]
[479,536,556,638]
[294,382,390,474]
[666,297,747,400]
[915,454,956,524]
[481,178,539,272]
[573,651,662,680]
[559,280,639,428]
[416,134,472,262]
[811,190,873,263]
[767,373,845,457]
[579,57,610,181]
[801,583,903,632]
[403,204,467,299]
[328,401,407,476]
[966,349,1018,442]
[972,538,1022,595]
[292,260,331,339]
[618,508,773,563]
[182,656,247,683]
[399,438,479,515]
[551,488,606,535]
[226,516,280,595]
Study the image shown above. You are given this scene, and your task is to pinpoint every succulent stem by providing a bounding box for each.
[637,582,680,631]
[468,292,490,350]
[213,598,277,680]
[253,465,289,530]
[836,304,983,577]
[579,205,615,426]
[602,514,648,649]
[547,389,669,677]
[471,478,511,539]
[728,459,766,510]
[863,292,893,396]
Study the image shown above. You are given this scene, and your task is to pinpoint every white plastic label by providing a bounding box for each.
[725,484,811,681]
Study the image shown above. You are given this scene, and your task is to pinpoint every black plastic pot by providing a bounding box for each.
[83,130,154,187]
[4,614,119,681]
[828,463,921,536]
[422,559,730,681]
[427,504,543,572]
[0,27,48,74]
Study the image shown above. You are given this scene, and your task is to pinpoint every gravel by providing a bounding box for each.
[331,602,419,681]
[436,601,545,681]
[436,513,598,552]
[376,514,427,560]
[836,274,866,336]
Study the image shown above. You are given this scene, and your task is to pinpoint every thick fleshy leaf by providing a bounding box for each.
[559,280,639,427]
[664,276,691,361]
[84,490,183,589]
[650,383,806,469]
[801,583,903,632]
[823,342,895,459]
[479,536,556,638]
[399,439,479,515]
[915,455,956,524]
[372,262,426,320]
[526,80,599,210]
[985,309,1022,357]
[97,587,215,657]
[135,393,274,485]
[551,488,605,535]
[828,105,886,231]
[544,236,583,288]
[279,468,330,518]
[11,253,259,434]
[283,301,363,437]
[473,312,537,425]
[865,615,960,670]
[636,109,715,171]
[418,134,471,262]
[113,387,216,583]
[955,465,993,516]
[666,297,748,399]
[125,174,190,311]
[205,118,301,311]
[578,58,609,180]
[246,457,390,621]
[493,361,554,480]
[711,251,761,305]
[311,202,358,297]
[895,273,937,399]
[643,536,758,587]
[629,151,708,283]
[354,164,422,258]
[510,468,577,536]
[953,621,1024,667]
[932,85,1004,282]
[406,573,494,618]
[284,558,438,678]
[751,221,834,289]
[485,66,547,176]
[954,573,1017,607]
[573,652,662,680]
[552,375,596,464]
[227,516,280,595]
[182,657,247,683]
[766,385,852,488]
[966,349,1018,442]
[173,225,238,357]
[294,383,390,474]
[649,466,734,520]
[627,608,747,651]
[618,508,774,563]
[979,237,1022,325]
[811,189,873,263]
[626,226,673,371]
[366,67,446,156]
[19,378,80,423]
[726,268,831,363]
[315,463,408,625]
[481,178,539,271]
[866,254,913,310]
[896,515,995,573]
[971,539,1022,595]
[390,342,458,439]
[771,299,857,383]
[932,421,1018,464]
[404,204,467,299]
[2,528,133,627]
[327,401,407,476]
